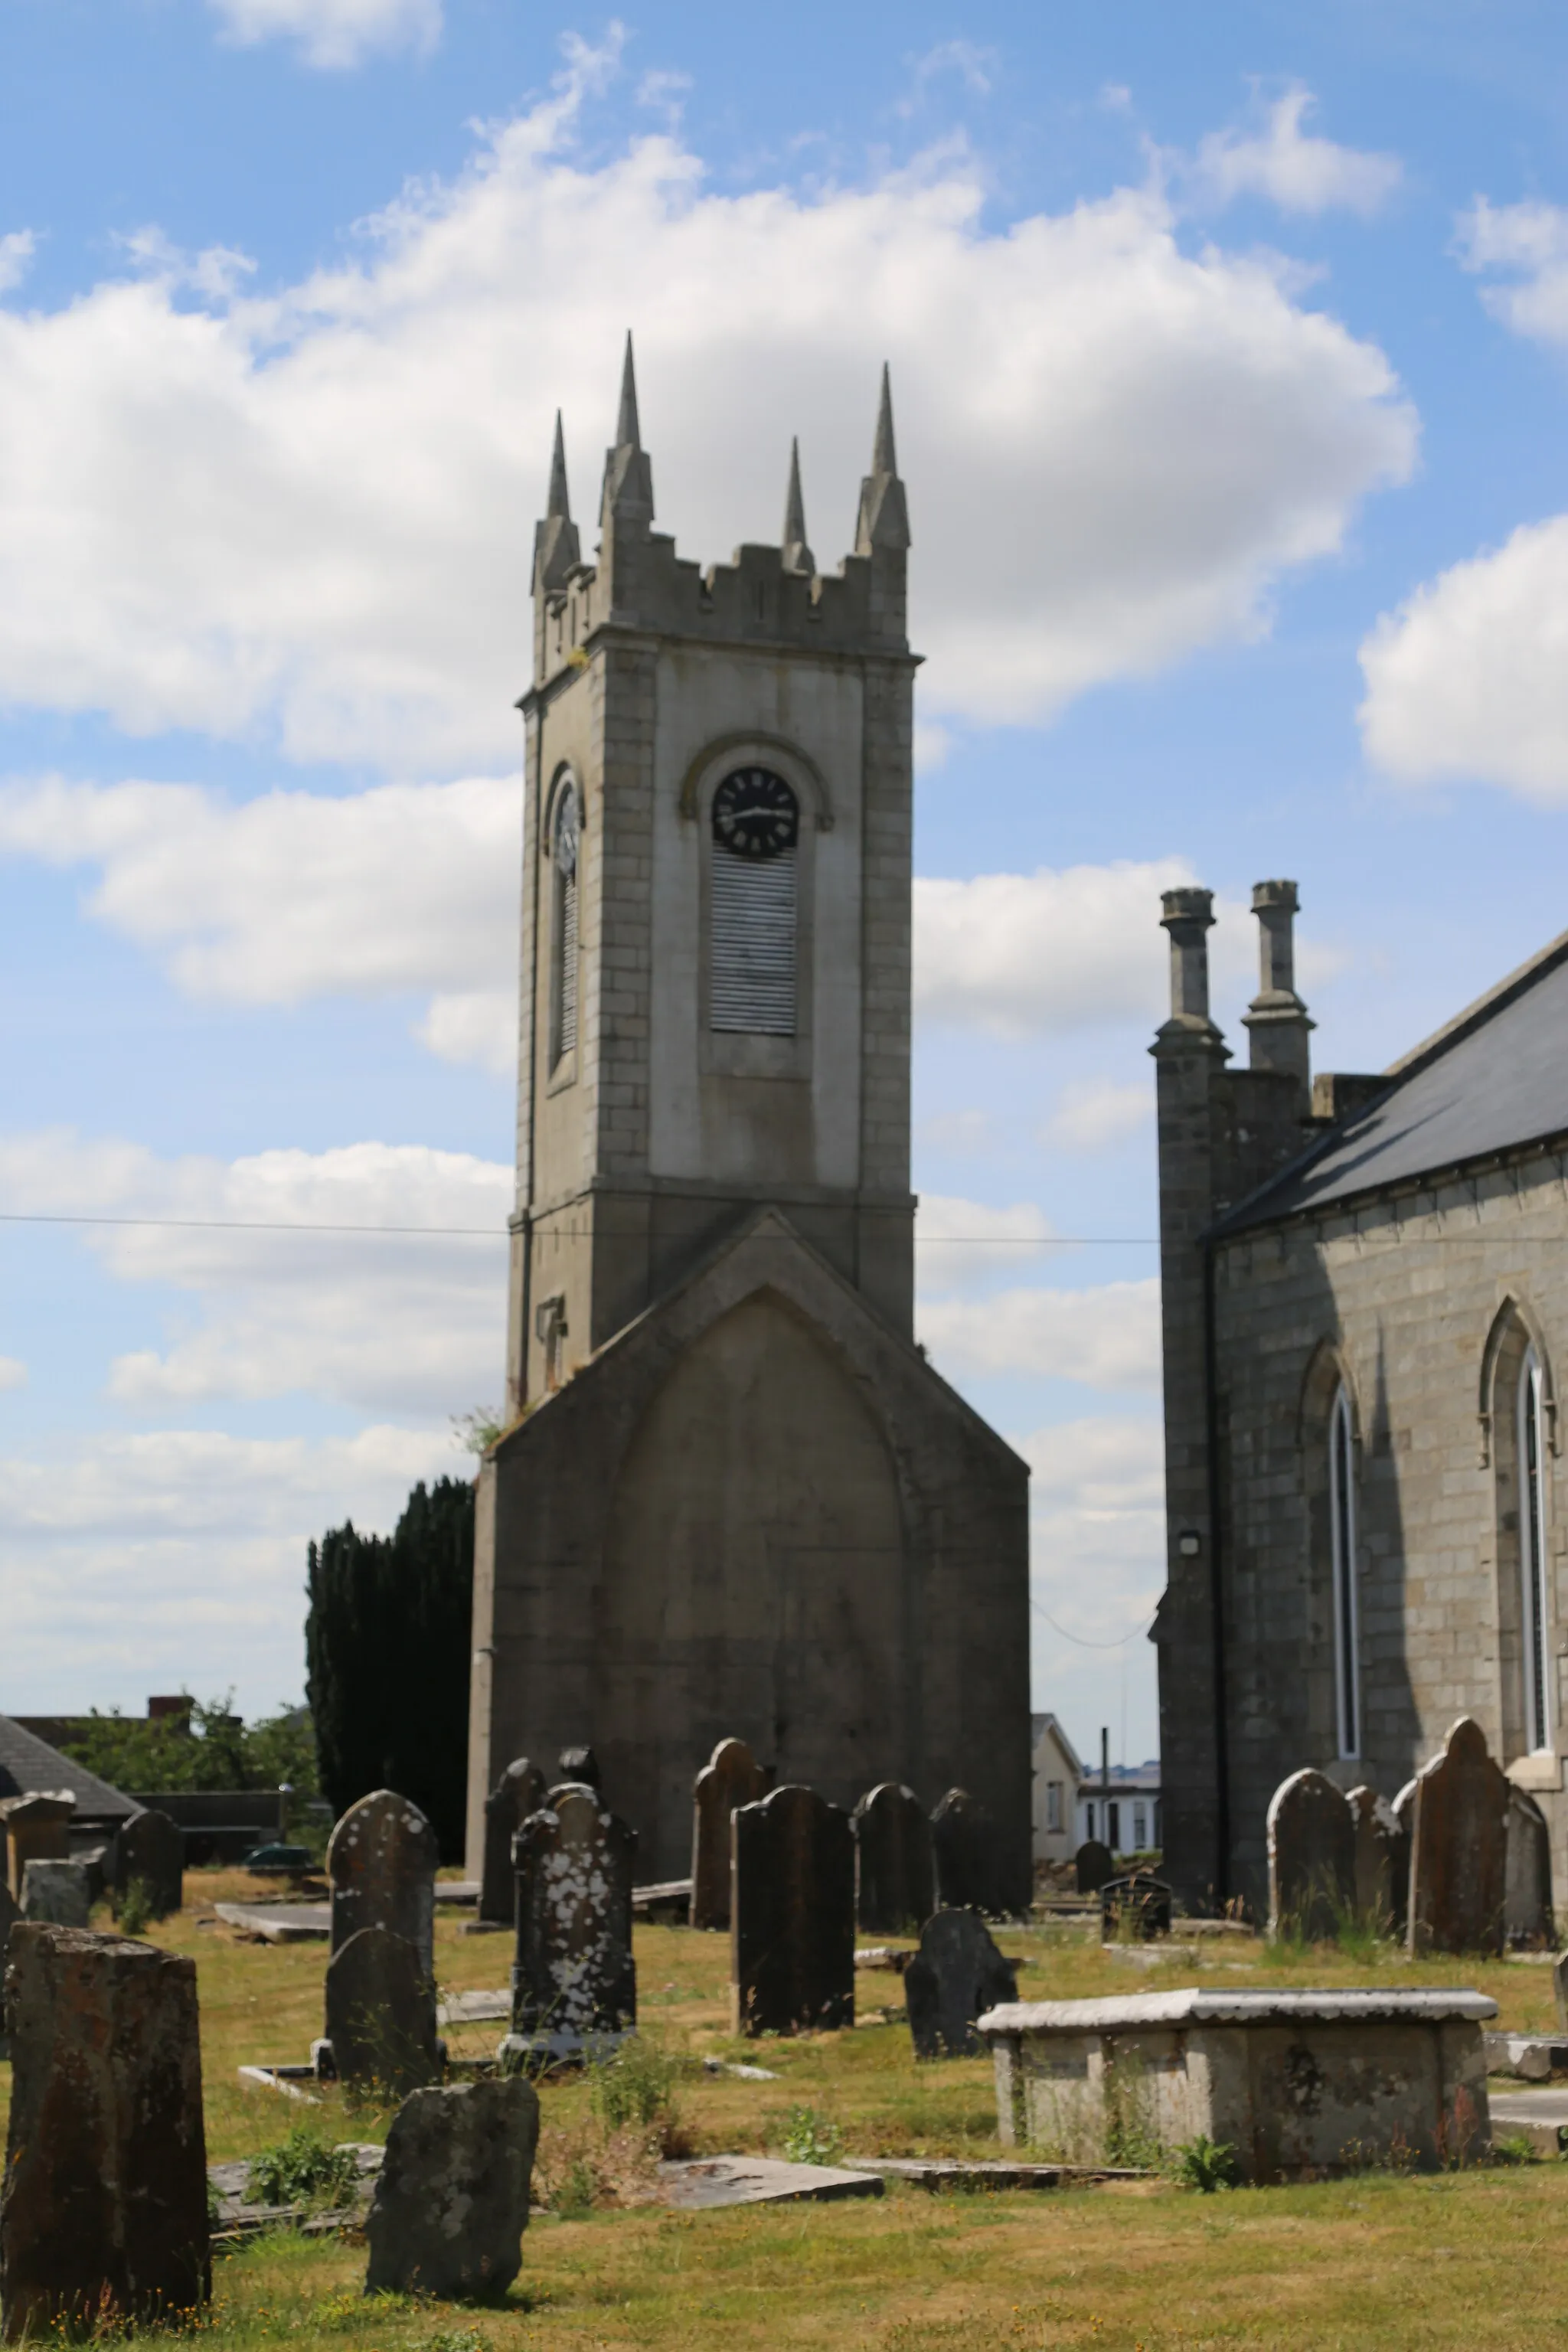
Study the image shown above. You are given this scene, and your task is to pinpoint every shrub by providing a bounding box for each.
[1168,2134,1240,2194]
[116,1878,152,1938]
[590,2034,688,2133]
[781,2105,844,2166]
[247,2125,361,2211]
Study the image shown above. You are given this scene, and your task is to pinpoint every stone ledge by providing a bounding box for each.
[978,1987,1498,2034]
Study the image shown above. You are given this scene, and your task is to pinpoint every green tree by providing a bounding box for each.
[305,1475,475,1859]
[60,1697,318,1798]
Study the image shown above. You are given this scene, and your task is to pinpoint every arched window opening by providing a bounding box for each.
[1520,1345,1552,1753]
[710,766,799,1036]
[550,785,580,1068]
[1329,1382,1361,1759]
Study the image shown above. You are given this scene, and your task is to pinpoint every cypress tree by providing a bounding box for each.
[305,1475,475,1858]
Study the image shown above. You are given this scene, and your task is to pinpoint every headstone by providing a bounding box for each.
[507,1786,636,2050]
[930,1789,1001,1915]
[0,1793,74,1903]
[903,1908,1018,2058]
[731,1784,854,2037]
[0,1875,18,1955]
[1074,1839,1114,1895]
[21,1860,91,1929]
[557,1746,601,1791]
[1504,1785,1554,1949]
[364,2076,540,2299]
[1347,1785,1403,1930]
[480,1759,547,1926]
[0,1924,209,2337]
[326,1789,438,1976]
[1391,1778,1417,1940]
[1266,1768,1355,1940]
[690,1738,767,1932]
[1407,1716,1510,1955]
[1553,1949,1568,2034]
[115,1809,184,1921]
[1100,1871,1172,1941]
[322,1924,439,2099]
[853,1782,934,1936]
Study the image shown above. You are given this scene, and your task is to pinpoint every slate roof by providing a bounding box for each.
[0,1714,136,1821]
[1220,926,1568,1234]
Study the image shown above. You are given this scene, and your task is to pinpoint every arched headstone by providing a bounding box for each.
[1266,1769,1355,1940]
[1074,1839,1114,1895]
[1407,1717,1509,1955]
[557,1746,601,1791]
[1504,1785,1553,1949]
[853,1783,934,1935]
[1391,1777,1417,1940]
[930,1789,1000,1914]
[327,1790,438,1976]
[323,1923,439,2097]
[509,1787,636,2046]
[115,1808,184,1922]
[480,1760,547,1926]
[690,1738,766,1931]
[904,1909,1018,2058]
[1346,1785,1401,1932]
[731,1785,854,2037]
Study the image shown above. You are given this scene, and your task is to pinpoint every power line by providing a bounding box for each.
[1031,1596,1155,1650]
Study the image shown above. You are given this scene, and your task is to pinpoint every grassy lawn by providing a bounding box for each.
[4,1877,1566,2345]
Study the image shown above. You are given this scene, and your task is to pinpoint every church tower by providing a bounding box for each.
[467,345,1031,1891]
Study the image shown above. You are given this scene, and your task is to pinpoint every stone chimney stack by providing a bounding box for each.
[1243,879,1313,1097]
[1159,887,1223,1038]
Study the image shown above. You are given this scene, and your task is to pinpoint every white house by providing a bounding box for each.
[1031,1713,1084,1867]
[1076,1762,1162,1859]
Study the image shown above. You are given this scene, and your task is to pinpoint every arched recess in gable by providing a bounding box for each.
[1482,1295,1559,1762]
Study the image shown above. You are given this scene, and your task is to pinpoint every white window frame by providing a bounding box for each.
[1045,1781,1062,1834]
[1520,1344,1553,1753]
[1329,1381,1361,1760]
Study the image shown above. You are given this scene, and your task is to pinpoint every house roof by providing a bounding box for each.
[1030,1712,1084,1779]
[0,1715,136,1822]
[1220,925,1568,1234]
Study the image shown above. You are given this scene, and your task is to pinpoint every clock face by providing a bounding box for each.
[711,767,799,860]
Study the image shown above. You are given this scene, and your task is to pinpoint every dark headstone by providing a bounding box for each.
[557,1746,601,1791]
[1266,1768,1355,1940]
[1408,1717,1509,1955]
[21,1862,90,1929]
[327,1790,438,1976]
[930,1789,1001,1915]
[1504,1785,1554,1949]
[853,1783,934,1936]
[510,1787,635,2044]
[1101,1873,1172,1941]
[1553,1949,1568,2034]
[0,1877,18,1956]
[903,1908,1018,2058]
[323,1924,439,2098]
[731,1784,854,2037]
[481,1759,547,1926]
[1346,1785,1403,1931]
[0,1924,208,2340]
[364,2076,540,2299]
[1391,1778,1416,1940]
[116,1809,184,1920]
[1074,1839,1115,1895]
[690,1738,767,1932]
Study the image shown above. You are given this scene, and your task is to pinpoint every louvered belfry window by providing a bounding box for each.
[710,766,799,1035]
[552,784,580,1067]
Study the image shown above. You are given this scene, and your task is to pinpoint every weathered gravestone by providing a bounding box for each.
[328,1789,438,1976]
[931,1789,1002,1916]
[322,1924,439,2097]
[480,1759,547,1927]
[1408,1717,1510,1955]
[364,2075,540,2299]
[114,1808,184,1921]
[732,1784,854,2037]
[1504,1785,1554,1949]
[0,1924,208,2340]
[1554,1949,1568,2034]
[903,1907,1018,2058]
[1347,1785,1403,1931]
[558,1746,601,1791]
[0,1793,73,1903]
[0,1876,18,1955]
[1101,1872,1172,1941]
[505,1786,635,2054]
[21,1860,91,1929]
[1074,1840,1114,1896]
[1266,1768,1356,1940]
[690,1738,768,1932]
[854,1782,934,1936]
[1392,1778,1417,1940]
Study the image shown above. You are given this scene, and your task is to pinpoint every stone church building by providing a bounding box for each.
[1155,880,1568,1915]
[464,345,1031,1896]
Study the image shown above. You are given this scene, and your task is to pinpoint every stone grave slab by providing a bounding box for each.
[731,1784,854,2037]
[326,1790,438,1976]
[321,1923,439,2099]
[853,1782,934,1936]
[844,2157,1142,2189]
[0,1923,209,2338]
[115,1808,184,1920]
[1408,1717,1510,1955]
[905,1906,1018,2057]
[364,2077,539,2299]
[1267,1768,1355,1939]
[690,1738,767,1931]
[1074,1840,1114,1896]
[1347,1785,1403,1932]
[504,1785,635,2057]
[20,1860,90,1928]
[1504,1785,1553,1948]
[214,1902,328,1943]
[480,1759,547,1927]
[930,1789,1001,1914]
[658,2157,882,2210]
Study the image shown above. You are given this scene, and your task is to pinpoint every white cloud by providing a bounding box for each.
[204,0,442,70]
[915,1192,1056,1291]
[1046,1076,1153,1152]
[0,1357,25,1390]
[0,231,34,296]
[0,62,1413,770]
[1455,198,1568,349]
[0,1130,509,1414]
[1358,518,1568,800]
[919,1278,1160,1389]
[1023,1416,1165,1676]
[1190,88,1402,218]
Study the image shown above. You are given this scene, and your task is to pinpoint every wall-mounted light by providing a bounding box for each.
[1177,1530,1202,1558]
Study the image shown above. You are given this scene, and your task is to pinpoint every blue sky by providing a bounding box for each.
[5,0,1568,1767]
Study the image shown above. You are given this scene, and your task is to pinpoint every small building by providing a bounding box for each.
[0,1715,136,1849]
[1030,1713,1084,1866]
[1076,1762,1162,1858]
